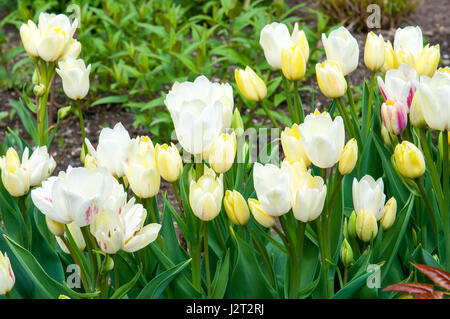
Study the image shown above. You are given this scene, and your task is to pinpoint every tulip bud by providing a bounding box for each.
[356,211,378,242]
[0,147,30,197]
[281,44,307,80]
[19,20,39,57]
[339,138,358,175]
[231,108,244,137]
[208,132,236,174]
[415,44,440,77]
[412,228,418,247]
[381,99,407,135]
[381,124,398,146]
[281,124,311,167]
[248,198,276,228]
[409,91,426,128]
[343,217,349,239]
[364,32,385,71]
[46,216,65,237]
[316,60,347,98]
[0,251,15,295]
[189,167,223,221]
[32,69,39,85]
[381,197,397,230]
[155,143,183,182]
[101,254,115,274]
[381,41,397,73]
[224,190,250,226]
[340,238,354,267]
[395,50,415,68]
[348,210,357,239]
[57,106,72,122]
[33,83,46,97]
[394,141,425,179]
[55,58,91,100]
[235,66,267,101]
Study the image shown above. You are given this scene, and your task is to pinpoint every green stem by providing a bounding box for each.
[171,182,184,217]
[60,235,90,293]
[283,76,296,124]
[113,254,119,290]
[295,221,306,298]
[146,197,163,249]
[336,98,355,140]
[214,219,227,253]
[293,80,304,123]
[195,161,204,181]
[260,102,280,129]
[345,76,357,119]
[190,243,202,292]
[76,99,88,159]
[365,71,376,139]
[81,226,98,284]
[416,178,438,237]
[204,221,211,298]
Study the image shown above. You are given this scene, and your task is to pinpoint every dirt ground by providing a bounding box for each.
[0,0,449,206]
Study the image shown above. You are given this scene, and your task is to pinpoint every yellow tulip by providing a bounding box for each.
[45,216,65,237]
[409,91,426,128]
[248,198,276,228]
[208,132,236,174]
[189,167,223,221]
[316,60,347,98]
[281,44,307,80]
[364,32,385,71]
[415,44,440,77]
[281,124,311,166]
[0,148,30,197]
[235,66,267,101]
[356,211,378,242]
[338,138,358,175]
[381,41,397,73]
[394,141,425,179]
[340,238,354,267]
[224,190,250,226]
[381,197,397,230]
[155,143,183,182]
[395,50,415,68]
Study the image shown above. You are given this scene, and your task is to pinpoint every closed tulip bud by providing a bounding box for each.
[353,175,386,221]
[248,198,276,228]
[316,60,347,98]
[56,222,86,254]
[20,20,40,57]
[339,138,358,175]
[84,154,98,171]
[102,255,115,273]
[208,132,236,174]
[381,99,408,135]
[0,148,30,197]
[123,136,161,198]
[364,32,385,71]
[395,50,415,68]
[22,146,56,187]
[348,210,357,239]
[281,124,311,167]
[381,197,397,230]
[340,238,354,267]
[155,143,183,182]
[189,167,223,221]
[409,91,426,128]
[231,108,244,136]
[56,58,91,100]
[381,124,398,146]
[381,41,397,73]
[394,141,425,179]
[33,83,46,97]
[322,26,359,75]
[0,251,15,295]
[235,66,267,101]
[356,211,378,242]
[224,190,250,226]
[412,228,418,247]
[281,43,308,80]
[46,216,65,237]
[415,44,440,77]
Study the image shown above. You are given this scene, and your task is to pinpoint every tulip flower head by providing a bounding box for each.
[155,143,183,183]
[356,210,378,242]
[381,99,408,135]
[123,136,161,199]
[393,26,423,65]
[352,175,386,221]
[189,167,224,221]
[381,197,397,230]
[299,110,345,168]
[0,148,31,197]
[85,122,131,178]
[281,41,309,80]
[322,26,359,76]
[281,123,311,167]
[224,190,250,226]
[381,40,397,73]
[248,198,276,228]
[339,138,358,175]
[56,57,91,100]
[394,141,426,179]
[364,32,385,71]
[164,75,234,155]
[260,22,309,70]
[0,251,15,295]
[316,60,347,98]
[415,44,440,77]
[22,146,56,187]
[208,132,236,174]
[409,91,427,128]
[235,66,267,101]
[253,162,291,216]
[340,238,354,267]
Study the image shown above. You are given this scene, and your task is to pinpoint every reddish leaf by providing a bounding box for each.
[415,291,445,299]
[412,263,450,291]
[383,282,435,294]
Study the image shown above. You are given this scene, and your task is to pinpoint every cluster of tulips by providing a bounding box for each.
[0,9,448,299]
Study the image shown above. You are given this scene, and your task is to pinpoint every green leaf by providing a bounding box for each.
[90,95,129,106]
[137,259,191,299]
[110,265,142,299]
[211,252,230,299]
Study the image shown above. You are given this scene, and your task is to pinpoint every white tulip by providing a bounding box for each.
[21,146,56,187]
[0,251,15,295]
[299,111,345,168]
[123,136,161,198]
[259,22,309,70]
[377,63,419,112]
[352,175,386,221]
[393,26,423,61]
[85,122,131,178]
[282,161,326,222]
[59,39,81,61]
[417,72,450,131]
[56,57,91,100]
[164,75,234,155]
[322,26,359,75]
[19,20,40,57]
[0,148,30,197]
[31,166,113,227]
[253,162,291,217]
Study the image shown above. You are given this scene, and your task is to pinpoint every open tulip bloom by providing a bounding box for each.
[2,8,450,301]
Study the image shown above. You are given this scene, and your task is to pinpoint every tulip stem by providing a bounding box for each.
[260,102,280,129]
[113,254,119,290]
[415,178,438,239]
[293,81,304,123]
[345,76,358,120]
[75,99,88,160]
[283,76,296,124]
[335,98,356,141]
[365,71,376,139]
[214,219,227,253]
[59,235,90,293]
[190,243,202,292]
[204,221,211,298]
[295,221,306,297]
[146,197,163,249]
[80,226,99,285]
[171,182,184,217]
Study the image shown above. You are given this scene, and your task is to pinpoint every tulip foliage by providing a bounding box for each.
[0,9,449,300]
